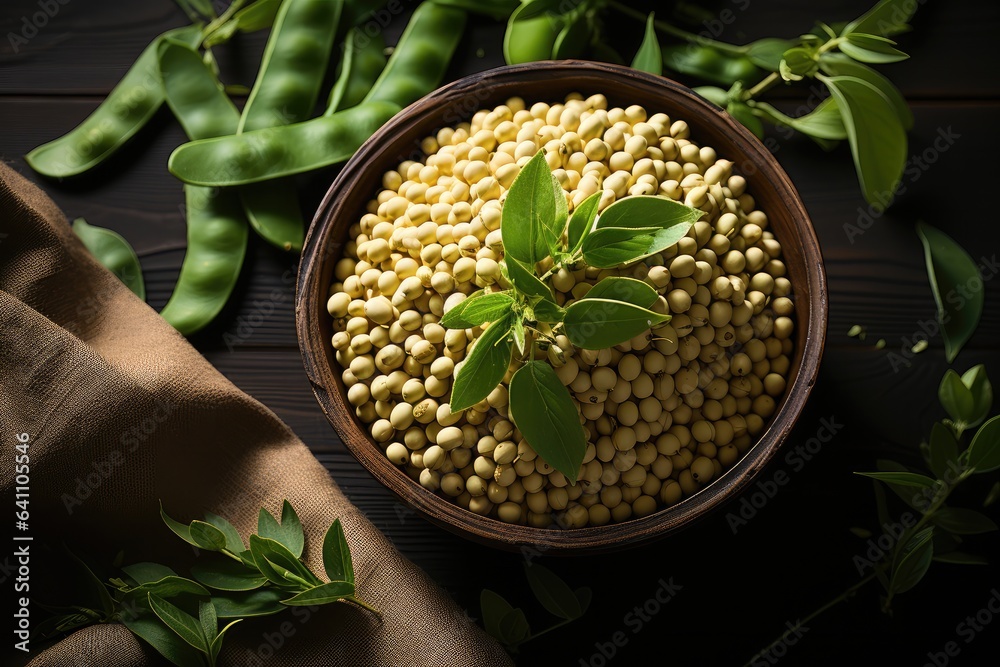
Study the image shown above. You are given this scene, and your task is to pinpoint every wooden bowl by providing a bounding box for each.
[296,61,827,554]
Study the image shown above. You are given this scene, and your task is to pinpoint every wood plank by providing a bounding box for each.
[0,0,996,99]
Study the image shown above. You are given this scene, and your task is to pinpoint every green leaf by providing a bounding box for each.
[916,222,984,363]
[210,619,241,664]
[818,53,912,130]
[888,527,934,595]
[856,471,937,488]
[583,277,658,307]
[501,150,564,266]
[281,580,355,606]
[694,86,729,108]
[968,416,1000,473]
[931,507,998,535]
[566,191,601,255]
[124,576,211,602]
[754,97,847,140]
[160,503,198,547]
[498,608,530,645]
[449,314,515,411]
[631,13,662,75]
[746,38,797,70]
[191,558,268,591]
[840,33,908,64]
[843,0,918,37]
[939,369,975,426]
[322,519,354,585]
[962,365,993,429]
[531,297,566,323]
[257,501,304,558]
[819,74,906,208]
[148,593,209,653]
[480,589,515,641]
[933,551,989,566]
[508,361,587,484]
[564,299,670,350]
[779,46,817,81]
[511,318,526,355]
[928,422,960,480]
[212,588,286,619]
[122,563,177,585]
[249,535,320,588]
[202,512,244,554]
[122,610,206,667]
[583,227,673,268]
[72,219,145,300]
[198,599,217,648]
[524,563,583,620]
[726,101,765,140]
[504,258,556,302]
[441,291,516,329]
[596,195,702,231]
[190,521,228,552]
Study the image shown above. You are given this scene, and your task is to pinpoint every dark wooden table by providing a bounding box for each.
[3,1,999,664]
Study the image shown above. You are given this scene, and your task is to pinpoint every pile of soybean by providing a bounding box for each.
[328,93,795,528]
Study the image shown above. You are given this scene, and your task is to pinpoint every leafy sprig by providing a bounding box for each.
[442,150,701,482]
[36,501,376,667]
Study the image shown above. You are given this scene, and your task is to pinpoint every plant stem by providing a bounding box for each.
[201,0,250,43]
[608,0,748,56]
[344,595,382,621]
[742,72,780,100]
[742,572,878,667]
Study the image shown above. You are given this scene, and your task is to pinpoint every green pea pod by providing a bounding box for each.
[157,40,249,335]
[25,25,202,178]
[504,2,561,64]
[661,43,760,87]
[168,101,401,186]
[239,0,345,252]
[325,28,387,115]
[363,3,467,109]
[72,218,146,300]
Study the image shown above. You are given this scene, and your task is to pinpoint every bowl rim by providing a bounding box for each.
[296,60,828,554]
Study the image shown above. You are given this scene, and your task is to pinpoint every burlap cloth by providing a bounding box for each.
[0,163,513,667]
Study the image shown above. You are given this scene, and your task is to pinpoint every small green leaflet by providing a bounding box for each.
[566,191,601,255]
[160,503,197,547]
[211,619,241,664]
[856,470,937,488]
[842,0,917,37]
[123,576,210,602]
[508,361,587,483]
[122,608,205,667]
[212,588,286,619]
[441,291,516,328]
[840,33,908,64]
[498,608,530,645]
[916,222,983,362]
[511,318,526,354]
[967,416,1000,474]
[504,257,555,301]
[596,195,702,231]
[190,521,229,552]
[754,98,847,140]
[203,512,245,554]
[191,558,268,591]
[122,562,177,585]
[148,593,208,653]
[257,501,304,558]
[818,53,912,129]
[745,37,797,71]
[818,74,906,208]
[583,227,670,268]
[501,151,566,266]
[322,519,354,585]
[779,46,817,82]
[927,422,959,480]
[563,299,670,350]
[631,13,662,75]
[198,599,217,651]
[281,581,355,606]
[449,314,515,411]
[931,507,998,535]
[523,563,584,620]
[887,527,934,595]
[583,276,658,307]
[961,365,993,428]
[72,218,145,300]
[938,370,975,426]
